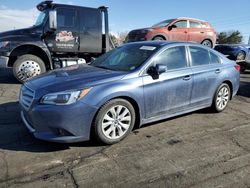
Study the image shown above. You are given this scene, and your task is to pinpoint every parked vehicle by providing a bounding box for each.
[19,41,240,145]
[0,1,111,83]
[127,17,216,48]
[214,44,250,73]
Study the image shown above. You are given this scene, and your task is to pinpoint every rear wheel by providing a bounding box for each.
[212,83,231,112]
[93,99,136,145]
[13,54,46,83]
[236,51,246,61]
[201,39,213,48]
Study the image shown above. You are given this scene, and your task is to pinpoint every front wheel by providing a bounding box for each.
[93,99,136,145]
[212,83,231,112]
[152,36,165,41]
[236,51,246,61]
[13,54,46,83]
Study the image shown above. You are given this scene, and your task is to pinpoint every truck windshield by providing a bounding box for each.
[152,19,174,27]
[91,44,159,72]
[34,11,46,26]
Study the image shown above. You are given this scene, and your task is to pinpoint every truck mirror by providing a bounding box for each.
[49,10,57,30]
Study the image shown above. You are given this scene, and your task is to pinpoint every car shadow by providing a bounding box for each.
[0,102,102,153]
[0,68,19,84]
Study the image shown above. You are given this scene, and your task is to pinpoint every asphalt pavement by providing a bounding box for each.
[0,68,250,188]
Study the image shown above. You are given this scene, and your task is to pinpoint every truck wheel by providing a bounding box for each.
[13,54,46,83]
[93,99,136,145]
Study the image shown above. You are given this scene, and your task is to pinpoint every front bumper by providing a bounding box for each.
[0,56,9,68]
[20,101,98,143]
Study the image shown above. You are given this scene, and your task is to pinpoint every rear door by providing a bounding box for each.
[79,8,102,53]
[44,7,79,53]
[187,20,204,43]
[168,20,188,42]
[189,46,223,106]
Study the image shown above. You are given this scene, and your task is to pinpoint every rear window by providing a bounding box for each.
[189,46,210,66]
[210,51,221,64]
[190,21,202,28]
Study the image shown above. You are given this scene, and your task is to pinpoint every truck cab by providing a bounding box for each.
[0,1,110,82]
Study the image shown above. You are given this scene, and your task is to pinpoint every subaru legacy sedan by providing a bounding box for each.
[19,41,240,145]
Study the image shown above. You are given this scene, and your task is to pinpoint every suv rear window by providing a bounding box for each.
[190,21,202,28]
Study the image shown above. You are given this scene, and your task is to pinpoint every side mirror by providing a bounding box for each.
[168,25,176,31]
[49,10,57,30]
[147,64,167,80]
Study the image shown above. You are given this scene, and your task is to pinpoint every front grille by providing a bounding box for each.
[20,85,35,110]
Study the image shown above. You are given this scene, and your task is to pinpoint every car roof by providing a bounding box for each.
[124,41,205,48]
[177,17,207,23]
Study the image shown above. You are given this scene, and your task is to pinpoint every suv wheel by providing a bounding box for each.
[201,39,213,48]
[13,54,46,83]
[153,36,165,41]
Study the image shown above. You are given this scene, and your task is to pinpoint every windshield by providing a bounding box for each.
[34,11,46,26]
[152,19,174,27]
[91,44,160,72]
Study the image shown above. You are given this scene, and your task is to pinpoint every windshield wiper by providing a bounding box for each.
[93,65,114,71]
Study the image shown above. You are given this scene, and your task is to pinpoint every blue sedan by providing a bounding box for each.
[215,44,250,72]
[19,42,240,144]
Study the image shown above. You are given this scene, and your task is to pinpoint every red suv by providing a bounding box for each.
[127,17,216,48]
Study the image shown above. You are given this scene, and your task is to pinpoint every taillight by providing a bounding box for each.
[234,64,240,72]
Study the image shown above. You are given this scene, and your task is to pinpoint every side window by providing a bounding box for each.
[155,46,187,70]
[57,8,76,28]
[210,51,221,64]
[189,46,210,66]
[81,9,101,30]
[173,20,187,28]
[190,21,202,28]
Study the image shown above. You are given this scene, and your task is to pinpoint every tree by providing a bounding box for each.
[217,30,243,44]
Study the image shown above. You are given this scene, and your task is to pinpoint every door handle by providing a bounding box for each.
[200,31,204,34]
[183,75,192,81]
[184,31,188,34]
[215,69,221,74]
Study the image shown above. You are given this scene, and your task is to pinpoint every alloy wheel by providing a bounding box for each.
[216,86,230,111]
[101,105,132,140]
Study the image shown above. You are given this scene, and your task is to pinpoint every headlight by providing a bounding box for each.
[40,88,92,105]
[0,41,9,48]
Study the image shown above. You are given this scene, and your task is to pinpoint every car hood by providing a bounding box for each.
[26,64,127,92]
[0,26,42,41]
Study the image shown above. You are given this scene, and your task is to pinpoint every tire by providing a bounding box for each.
[236,51,246,61]
[152,36,165,41]
[212,83,231,112]
[13,54,46,83]
[201,39,213,48]
[93,99,136,145]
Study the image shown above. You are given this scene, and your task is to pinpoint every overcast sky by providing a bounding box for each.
[1,0,250,43]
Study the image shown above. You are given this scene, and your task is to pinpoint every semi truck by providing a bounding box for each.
[0,1,112,82]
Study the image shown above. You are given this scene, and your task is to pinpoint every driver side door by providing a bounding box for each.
[142,45,193,118]
[168,20,189,42]
[44,7,79,53]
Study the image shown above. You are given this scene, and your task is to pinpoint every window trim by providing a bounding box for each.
[172,20,188,29]
[187,45,223,67]
[140,44,190,76]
